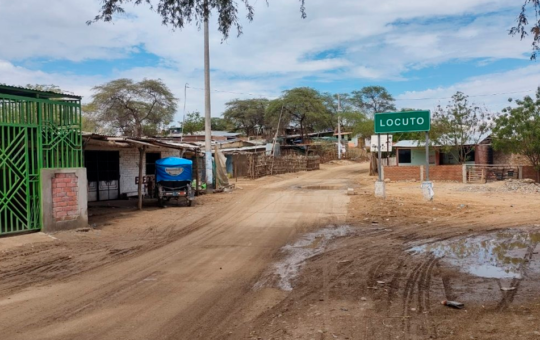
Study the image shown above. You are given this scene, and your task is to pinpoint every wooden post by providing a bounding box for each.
[235,153,238,183]
[194,150,200,196]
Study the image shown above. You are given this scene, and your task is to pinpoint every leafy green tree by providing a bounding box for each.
[211,117,231,131]
[351,86,396,116]
[223,98,268,136]
[321,93,359,130]
[393,108,433,142]
[85,78,177,210]
[492,88,540,180]
[510,0,540,60]
[266,87,331,142]
[90,0,307,39]
[433,92,491,164]
[87,78,176,137]
[181,111,205,135]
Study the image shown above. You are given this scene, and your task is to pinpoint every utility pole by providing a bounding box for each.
[204,5,213,192]
[337,95,342,160]
[180,83,188,143]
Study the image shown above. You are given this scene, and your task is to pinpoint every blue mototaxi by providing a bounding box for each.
[155,157,194,207]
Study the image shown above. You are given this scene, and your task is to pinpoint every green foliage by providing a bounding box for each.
[90,0,307,39]
[223,98,268,136]
[510,0,540,60]
[492,88,540,173]
[182,111,205,135]
[266,87,331,140]
[85,78,177,137]
[341,112,373,138]
[320,92,359,130]
[211,117,231,131]
[351,86,396,116]
[433,92,491,164]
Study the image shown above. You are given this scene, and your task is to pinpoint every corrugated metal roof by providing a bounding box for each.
[83,133,200,151]
[0,84,82,100]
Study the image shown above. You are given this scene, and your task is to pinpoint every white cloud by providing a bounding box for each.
[0,0,536,116]
[396,64,540,111]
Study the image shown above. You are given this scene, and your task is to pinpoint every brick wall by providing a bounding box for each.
[429,165,462,182]
[523,166,539,182]
[384,166,421,182]
[384,165,463,182]
[52,173,79,222]
[475,144,491,165]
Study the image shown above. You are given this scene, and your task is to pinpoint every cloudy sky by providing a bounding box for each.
[1,0,538,122]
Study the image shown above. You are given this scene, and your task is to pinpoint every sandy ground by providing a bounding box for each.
[1,162,540,340]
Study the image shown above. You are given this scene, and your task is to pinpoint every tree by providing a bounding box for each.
[433,92,491,164]
[351,86,396,116]
[492,88,540,180]
[510,0,540,60]
[266,87,331,142]
[85,78,177,210]
[223,98,268,136]
[211,117,230,131]
[321,93,357,130]
[182,111,205,135]
[90,0,307,39]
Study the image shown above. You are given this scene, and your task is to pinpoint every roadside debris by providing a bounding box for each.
[500,287,516,291]
[441,300,464,309]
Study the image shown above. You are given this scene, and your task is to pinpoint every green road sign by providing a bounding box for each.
[374,110,431,134]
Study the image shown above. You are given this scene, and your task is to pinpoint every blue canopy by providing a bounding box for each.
[155,157,193,182]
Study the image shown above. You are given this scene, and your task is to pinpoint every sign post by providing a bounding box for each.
[374,133,386,198]
[374,110,433,200]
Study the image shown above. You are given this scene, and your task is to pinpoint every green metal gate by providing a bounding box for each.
[0,86,82,235]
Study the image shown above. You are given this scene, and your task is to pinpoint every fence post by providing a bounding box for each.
[420,166,424,182]
[462,164,467,184]
[518,166,523,180]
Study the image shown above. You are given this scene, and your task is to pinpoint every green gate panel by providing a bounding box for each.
[0,88,81,235]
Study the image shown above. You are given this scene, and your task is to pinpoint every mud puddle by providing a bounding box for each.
[410,228,540,279]
[256,225,354,291]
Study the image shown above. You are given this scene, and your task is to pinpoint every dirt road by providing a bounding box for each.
[0,163,361,340]
[2,162,540,340]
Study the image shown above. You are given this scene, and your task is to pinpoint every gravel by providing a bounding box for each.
[458,179,540,194]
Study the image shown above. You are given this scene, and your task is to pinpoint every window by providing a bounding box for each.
[398,149,412,164]
[146,153,161,175]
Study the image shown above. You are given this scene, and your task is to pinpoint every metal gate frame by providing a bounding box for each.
[0,86,82,235]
